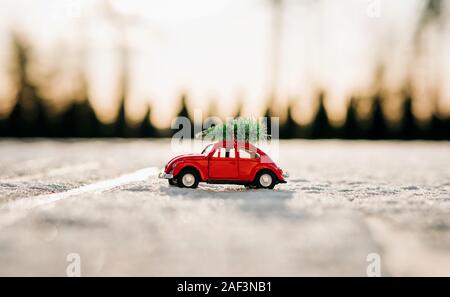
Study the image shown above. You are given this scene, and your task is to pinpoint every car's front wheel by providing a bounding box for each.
[255,170,276,189]
[177,169,200,189]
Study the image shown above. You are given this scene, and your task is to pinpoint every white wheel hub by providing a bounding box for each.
[259,173,272,187]
[182,173,196,187]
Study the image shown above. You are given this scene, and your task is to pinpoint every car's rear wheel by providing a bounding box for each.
[177,169,199,189]
[255,170,276,189]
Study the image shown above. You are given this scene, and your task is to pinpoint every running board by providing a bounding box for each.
[206,180,285,185]
[206,180,248,185]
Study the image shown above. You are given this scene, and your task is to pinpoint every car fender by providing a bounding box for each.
[172,162,207,181]
[250,165,284,182]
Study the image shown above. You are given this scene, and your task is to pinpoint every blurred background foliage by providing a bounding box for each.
[0,0,449,139]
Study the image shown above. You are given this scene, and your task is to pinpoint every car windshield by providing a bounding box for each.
[201,144,213,155]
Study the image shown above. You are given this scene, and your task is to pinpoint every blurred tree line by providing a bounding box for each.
[0,33,449,140]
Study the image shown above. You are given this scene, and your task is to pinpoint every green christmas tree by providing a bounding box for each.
[196,117,269,143]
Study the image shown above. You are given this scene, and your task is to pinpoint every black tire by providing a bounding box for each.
[168,179,176,186]
[177,169,200,189]
[254,170,277,189]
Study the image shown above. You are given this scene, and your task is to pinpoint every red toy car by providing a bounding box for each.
[159,141,288,189]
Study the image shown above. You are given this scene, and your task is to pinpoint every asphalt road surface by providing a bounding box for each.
[0,139,449,276]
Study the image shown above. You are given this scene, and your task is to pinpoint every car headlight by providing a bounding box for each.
[169,162,178,173]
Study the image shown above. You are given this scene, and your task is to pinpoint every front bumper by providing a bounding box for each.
[278,171,289,183]
[158,170,173,179]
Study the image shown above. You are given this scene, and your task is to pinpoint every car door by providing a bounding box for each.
[208,147,239,180]
[237,148,260,180]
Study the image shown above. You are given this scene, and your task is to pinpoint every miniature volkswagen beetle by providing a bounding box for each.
[159,141,288,189]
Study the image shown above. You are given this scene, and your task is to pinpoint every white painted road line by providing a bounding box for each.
[2,167,159,211]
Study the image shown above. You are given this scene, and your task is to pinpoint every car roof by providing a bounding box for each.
[213,141,258,151]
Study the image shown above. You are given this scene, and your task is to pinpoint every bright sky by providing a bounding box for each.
[0,0,449,127]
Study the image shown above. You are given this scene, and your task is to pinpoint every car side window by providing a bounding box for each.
[239,149,251,159]
[219,148,235,158]
[212,149,219,158]
[239,149,258,159]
